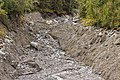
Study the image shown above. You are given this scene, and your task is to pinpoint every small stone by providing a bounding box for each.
[29,27,33,31]
[114,38,120,45]
[98,32,102,37]
[53,19,58,23]
[72,18,79,22]
[25,45,30,48]
[46,20,53,24]
[4,38,11,43]
[0,50,6,55]
[30,42,39,49]
[60,51,65,55]
[64,18,68,23]
[28,21,34,26]
[72,22,78,25]
[65,15,70,19]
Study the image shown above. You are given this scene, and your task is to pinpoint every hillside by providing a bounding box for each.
[0,12,104,80]
[0,0,120,80]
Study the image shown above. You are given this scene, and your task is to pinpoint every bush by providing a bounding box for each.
[1,0,79,17]
[0,0,7,15]
[37,0,79,15]
[0,0,37,28]
[2,0,36,16]
[77,0,120,29]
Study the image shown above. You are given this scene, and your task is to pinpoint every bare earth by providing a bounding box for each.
[0,12,106,80]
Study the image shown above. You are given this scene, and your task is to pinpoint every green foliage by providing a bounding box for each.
[0,0,7,15]
[37,0,79,15]
[2,0,36,16]
[0,0,79,17]
[0,0,37,29]
[78,0,120,29]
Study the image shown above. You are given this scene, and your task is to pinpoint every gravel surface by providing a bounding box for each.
[15,30,104,80]
[0,12,104,80]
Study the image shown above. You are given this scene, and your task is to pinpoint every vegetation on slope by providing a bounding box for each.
[37,0,79,15]
[0,0,78,26]
[0,0,36,16]
[0,0,120,31]
[77,0,120,29]
[0,0,78,16]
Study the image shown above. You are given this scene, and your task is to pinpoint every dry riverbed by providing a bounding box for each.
[0,12,105,80]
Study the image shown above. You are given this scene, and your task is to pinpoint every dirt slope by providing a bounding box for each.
[49,15,120,80]
[0,12,104,80]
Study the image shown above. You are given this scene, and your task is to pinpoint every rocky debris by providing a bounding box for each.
[25,12,44,23]
[16,60,42,75]
[0,50,5,55]
[49,19,120,80]
[30,42,39,49]
[0,39,6,56]
[0,12,105,80]
[15,30,104,80]
[0,39,5,49]
[46,20,53,24]
[30,41,43,50]
[4,35,14,43]
[23,12,120,80]
[0,30,22,80]
[72,17,79,23]
[114,38,120,45]
[98,32,103,37]
[28,21,34,26]
[44,15,73,26]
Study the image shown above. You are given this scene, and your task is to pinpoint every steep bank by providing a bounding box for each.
[24,12,120,80]
[49,16,120,80]
[0,12,104,80]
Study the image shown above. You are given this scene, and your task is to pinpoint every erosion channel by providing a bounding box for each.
[1,12,119,80]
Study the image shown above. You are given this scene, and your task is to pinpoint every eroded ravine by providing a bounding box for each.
[15,29,104,80]
[0,12,110,80]
[24,12,120,80]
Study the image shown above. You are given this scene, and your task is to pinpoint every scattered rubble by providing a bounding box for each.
[0,12,110,80]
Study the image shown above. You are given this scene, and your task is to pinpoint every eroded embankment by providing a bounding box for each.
[0,12,104,80]
[22,12,120,80]
[0,12,119,80]
[49,17,120,80]
[24,12,120,80]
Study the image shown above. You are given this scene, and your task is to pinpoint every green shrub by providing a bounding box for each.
[2,0,36,16]
[77,0,120,29]
[37,0,79,15]
[0,0,7,15]
[0,0,37,28]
